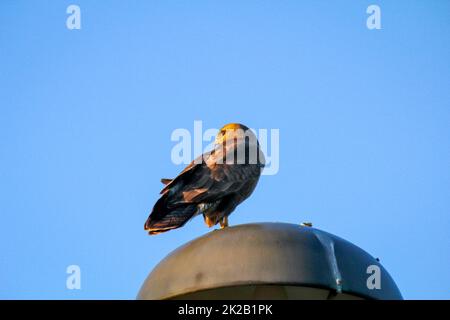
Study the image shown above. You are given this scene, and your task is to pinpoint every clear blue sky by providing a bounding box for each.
[1,1,449,299]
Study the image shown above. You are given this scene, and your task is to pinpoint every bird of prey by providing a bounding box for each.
[144,123,265,235]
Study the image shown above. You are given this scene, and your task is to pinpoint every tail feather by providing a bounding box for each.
[144,194,197,235]
[160,178,173,185]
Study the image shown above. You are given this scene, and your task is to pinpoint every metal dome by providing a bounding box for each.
[137,222,402,300]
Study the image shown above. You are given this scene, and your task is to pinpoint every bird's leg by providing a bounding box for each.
[204,215,215,228]
[220,216,229,229]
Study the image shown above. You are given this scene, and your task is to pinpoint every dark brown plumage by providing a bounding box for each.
[144,123,265,235]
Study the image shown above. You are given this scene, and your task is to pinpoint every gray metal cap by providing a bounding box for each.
[137,222,402,300]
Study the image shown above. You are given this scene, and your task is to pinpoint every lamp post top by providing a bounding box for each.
[138,222,402,300]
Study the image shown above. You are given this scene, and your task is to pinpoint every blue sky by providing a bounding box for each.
[0,1,449,299]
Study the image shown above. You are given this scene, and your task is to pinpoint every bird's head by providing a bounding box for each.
[215,123,252,145]
[213,123,264,166]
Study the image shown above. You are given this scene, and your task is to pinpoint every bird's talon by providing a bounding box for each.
[219,216,229,229]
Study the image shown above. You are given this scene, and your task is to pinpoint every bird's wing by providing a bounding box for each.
[161,147,261,207]
[159,153,204,195]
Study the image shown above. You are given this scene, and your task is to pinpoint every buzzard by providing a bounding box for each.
[144,123,265,235]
